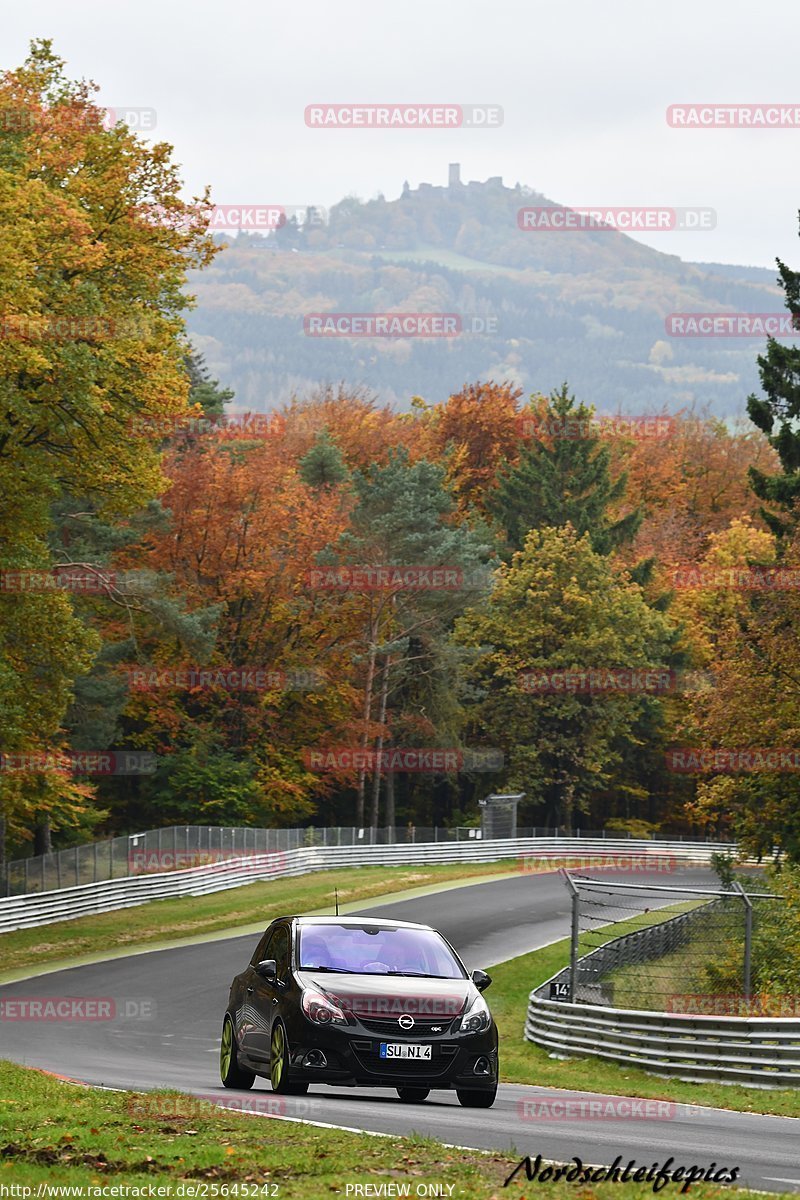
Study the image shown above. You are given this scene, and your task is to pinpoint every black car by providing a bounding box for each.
[220,915,498,1107]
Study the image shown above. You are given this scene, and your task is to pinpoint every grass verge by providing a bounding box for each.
[0,861,522,978]
[490,937,800,1118]
[0,1061,784,1198]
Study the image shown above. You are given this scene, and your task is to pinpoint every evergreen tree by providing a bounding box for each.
[488,384,642,558]
[184,352,233,420]
[298,429,350,489]
[747,236,800,543]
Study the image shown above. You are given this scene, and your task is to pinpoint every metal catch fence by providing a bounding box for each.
[561,873,787,1015]
[3,823,698,897]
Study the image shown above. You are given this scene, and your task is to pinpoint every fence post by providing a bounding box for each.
[561,869,580,1002]
[734,882,753,1000]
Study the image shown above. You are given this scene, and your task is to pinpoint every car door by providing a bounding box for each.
[239,925,282,1062]
[262,924,292,1067]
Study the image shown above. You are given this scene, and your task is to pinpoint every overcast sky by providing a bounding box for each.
[6,0,800,268]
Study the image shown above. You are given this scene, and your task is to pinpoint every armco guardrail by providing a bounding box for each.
[526,900,800,1089]
[525,989,800,1088]
[0,837,728,934]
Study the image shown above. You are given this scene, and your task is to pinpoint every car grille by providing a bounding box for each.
[357,1015,457,1036]
[351,1040,458,1078]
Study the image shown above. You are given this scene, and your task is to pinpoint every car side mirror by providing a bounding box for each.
[256,958,278,982]
[471,969,492,992]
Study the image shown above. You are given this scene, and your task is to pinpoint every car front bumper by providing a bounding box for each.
[285,1019,499,1090]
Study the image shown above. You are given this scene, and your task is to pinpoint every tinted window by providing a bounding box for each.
[271,926,290,980]
[298,924,464,978]
[250,927,273,966]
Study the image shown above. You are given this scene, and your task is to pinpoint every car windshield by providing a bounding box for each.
[297,923,465,978]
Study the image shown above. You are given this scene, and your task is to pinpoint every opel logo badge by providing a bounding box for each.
[398,1014,414,1030]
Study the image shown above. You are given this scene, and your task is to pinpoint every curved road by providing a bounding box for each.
[2,868,799,1192]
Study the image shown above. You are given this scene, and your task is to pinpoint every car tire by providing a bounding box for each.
[396,1087,430,1103]
[456,1086,497,1108]
[269,1020,309,1095]
[220,1015,255,1090]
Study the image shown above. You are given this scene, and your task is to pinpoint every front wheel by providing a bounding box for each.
[456,1085,497,1108]
[269,1021,309,1095]
[220,1015,255,1089]
[396,1087,430,1103]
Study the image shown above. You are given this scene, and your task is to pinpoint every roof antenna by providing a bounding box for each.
[334,887,339,916]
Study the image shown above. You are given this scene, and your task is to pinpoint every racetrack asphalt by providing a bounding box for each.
[2,867,798,1192]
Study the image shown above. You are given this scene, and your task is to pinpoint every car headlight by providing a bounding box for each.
[301,989,347,1025]
[459,992,491,1035]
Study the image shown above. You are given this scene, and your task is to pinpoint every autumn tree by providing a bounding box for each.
[610,412,774,570]
[0,41,215,860]
[456,525,677,830]
[670,519,800,859]
[412,381,525,512]
[128,427,361,828]
[312,449,495,829]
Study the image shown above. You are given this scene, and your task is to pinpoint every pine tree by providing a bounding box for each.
[747,238,800,543]
[298,430,350,489]
[185,352,234,420]
[489,384,642,557]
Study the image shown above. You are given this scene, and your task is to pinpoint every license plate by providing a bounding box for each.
[379,1042,432,1060]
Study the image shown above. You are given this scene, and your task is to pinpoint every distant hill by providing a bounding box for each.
[186,169,783,415]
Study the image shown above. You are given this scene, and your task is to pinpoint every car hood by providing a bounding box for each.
[297,971,472,1020]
